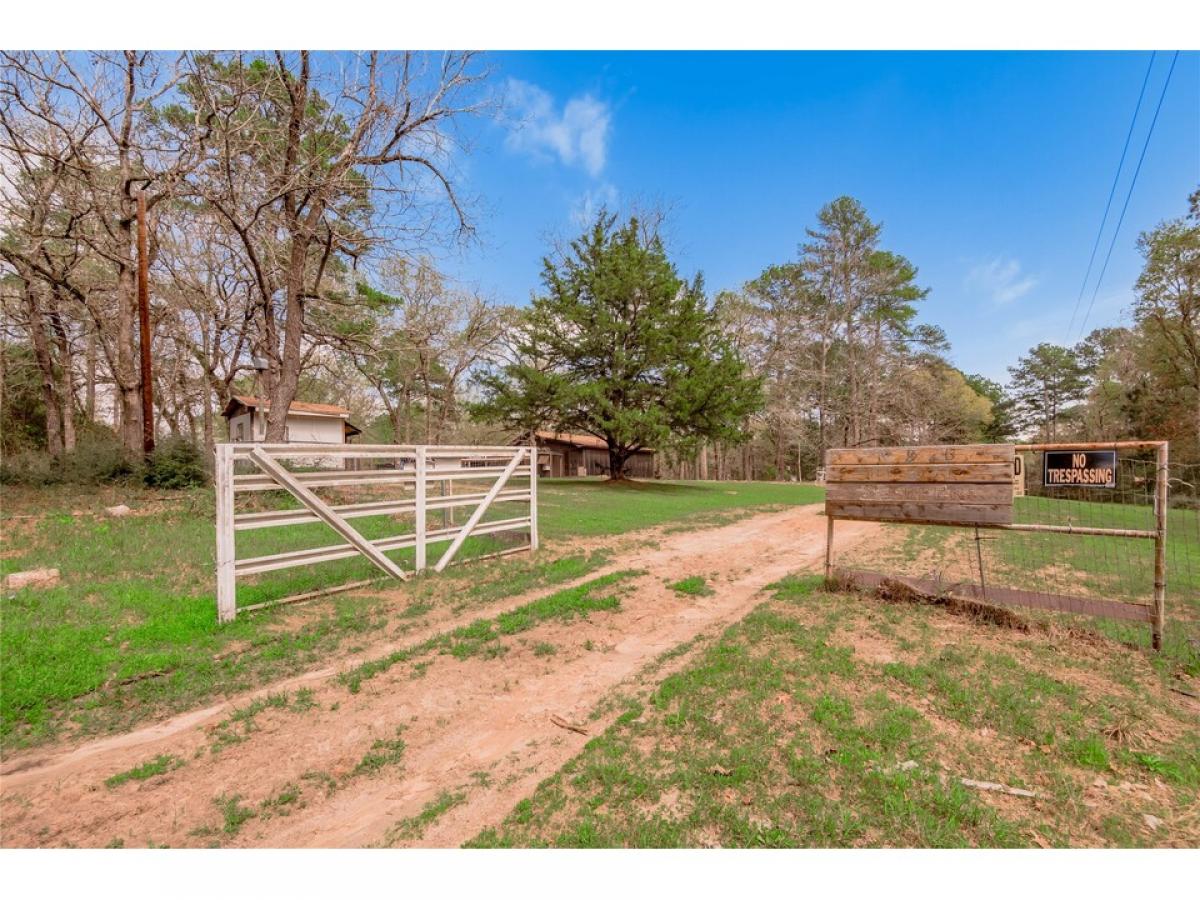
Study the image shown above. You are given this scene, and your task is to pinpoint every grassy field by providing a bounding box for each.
[467,577,1200,848]
[0,478,822,751]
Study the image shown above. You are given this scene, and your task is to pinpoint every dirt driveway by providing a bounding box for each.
[0,504,878,848]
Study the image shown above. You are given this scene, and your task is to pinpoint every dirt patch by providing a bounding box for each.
[0,505,879,848]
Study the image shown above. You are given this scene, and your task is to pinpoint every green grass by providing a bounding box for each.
[104,753,184,788]
[536,479,823,540]
[467,576,1200,848]
[339,570,639,692]
[208,691,312,754]
[1,479,818,752]
[669,576,714,597]
[350,728,407,778]
[259,782,303,818]
[216,793,256,837]
[384,790,467,845]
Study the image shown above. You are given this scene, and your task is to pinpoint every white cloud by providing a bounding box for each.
[965,258,1037,305]
[504,79,612,177]
[570,183,619,227]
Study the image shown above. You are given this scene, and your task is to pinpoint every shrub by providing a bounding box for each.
[143,436,209,489]
[0,426,139,486]
[64,429,141,483]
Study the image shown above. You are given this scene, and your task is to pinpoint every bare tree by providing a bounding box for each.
[180,51,487,440]
[1,51,212,453]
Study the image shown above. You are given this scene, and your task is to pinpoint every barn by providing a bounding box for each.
[221,395,362,444]
[525,430,656,478]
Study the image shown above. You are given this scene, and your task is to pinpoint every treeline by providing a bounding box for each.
[2,51,1195,484]
[666,189,1199,479]
[691,196,998,480]
[1005,189,1199,465]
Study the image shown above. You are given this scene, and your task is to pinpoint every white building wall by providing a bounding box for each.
[284,414,345,444]
[228,412,254,442]
[227,410,344,445]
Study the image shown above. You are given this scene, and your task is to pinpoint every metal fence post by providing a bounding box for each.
[215,443,237,623]
[415,446,427,572]
[1152,441,1169,651]
[529,443,539,552]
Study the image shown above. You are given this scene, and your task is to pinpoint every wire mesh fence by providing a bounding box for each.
[829,443,1199,651]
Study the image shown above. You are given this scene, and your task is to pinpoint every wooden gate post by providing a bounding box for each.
[1152,441,1169,651]
[415,446,427,572]
[529,443,539,552]
[215,443,237,623]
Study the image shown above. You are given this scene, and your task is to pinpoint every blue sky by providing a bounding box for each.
[441,51,1199,383]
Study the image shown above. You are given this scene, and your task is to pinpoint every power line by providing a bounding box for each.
[1076,49,1181,342]
[1065,52,1156,341]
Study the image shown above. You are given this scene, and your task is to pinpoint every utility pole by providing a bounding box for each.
[137,190,154,455]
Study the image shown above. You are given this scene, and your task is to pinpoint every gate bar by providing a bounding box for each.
[249,448,408,581]
[435,447,527,572]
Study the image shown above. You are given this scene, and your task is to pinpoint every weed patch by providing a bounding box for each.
[669,576,714,597]
[384,791,466,845]
[104,754,184,788]
[350,728,407,778]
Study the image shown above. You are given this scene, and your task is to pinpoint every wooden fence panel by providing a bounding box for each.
[824,444,1015,527]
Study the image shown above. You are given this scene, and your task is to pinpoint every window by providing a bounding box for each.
[236,423,245,442]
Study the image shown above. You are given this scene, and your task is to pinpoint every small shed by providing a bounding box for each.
[222,395,362,444]
[525,430,656,478]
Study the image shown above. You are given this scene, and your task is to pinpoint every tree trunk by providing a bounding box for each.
[607,445,631,480]
[114,242,144,453]
[265,238,308,441]
[390,408,405,445]
[48,302,75,452]
[85,330,97,422]
[202,388,215,456]
[24,284,64,458]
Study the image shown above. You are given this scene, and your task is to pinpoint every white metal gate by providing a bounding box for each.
[214,443,538,622]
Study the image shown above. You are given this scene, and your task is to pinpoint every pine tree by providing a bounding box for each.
[470,212,762,479]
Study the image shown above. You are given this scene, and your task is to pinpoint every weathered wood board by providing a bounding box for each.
[824,444,1015,526]
[825,463,1013,484]
[826,445,1013,466]
[828,482,1012,503]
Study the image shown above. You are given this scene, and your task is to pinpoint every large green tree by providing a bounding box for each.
[1007,343,1087,441]
[799,196,932,447]
[471,212,762,479]
[1131,200,1200,456]
[965,373,1016,442]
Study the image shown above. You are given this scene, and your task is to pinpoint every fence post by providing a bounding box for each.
[1152,441,1169,651]
[415,446,427,572]
[214,443,237,623]
[823,447,834,584]
[824,515,835,583]
[529,443,539,552]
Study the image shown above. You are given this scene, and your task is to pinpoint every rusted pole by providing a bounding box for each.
[1015,440,1167,452]
[974,525,987,599]
[137,190,155,455]
[1152,441,1169,651]
[824,514,835,583]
